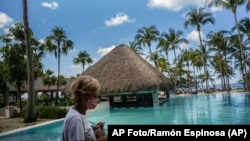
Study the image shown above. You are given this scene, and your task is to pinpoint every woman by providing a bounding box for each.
[62,75,107,141]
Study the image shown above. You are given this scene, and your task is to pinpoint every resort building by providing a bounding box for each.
[67,44,174,108]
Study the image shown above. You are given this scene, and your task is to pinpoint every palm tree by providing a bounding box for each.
[229,34,244,68]
[41,69,56,101]
[42,69,56,90]
[211,55,235,88]
[189,49,202,92]
[204,70,216,90]
[235,17,250,40]
[192,49,204,90]
[135,25,159,67]
[161,28,189,90]
[73,50,93,73]
[22,0,36,122]
[175,60,188,89]
[208,0,248,90]
[58,74,68,90]
[45,26,74,104]
[157,36,170,61]
[246,0,250,11]
[146,51,161,68]
[179,49,194,91]
[184,7,215,91]
[157,57,170,73]
[129,41,144,55]
[206,30,230,89]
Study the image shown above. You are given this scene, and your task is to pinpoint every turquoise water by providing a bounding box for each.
[0,93,250,140]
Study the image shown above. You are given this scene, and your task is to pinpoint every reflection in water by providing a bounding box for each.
[222,93,250,107]
[158,93,250,124]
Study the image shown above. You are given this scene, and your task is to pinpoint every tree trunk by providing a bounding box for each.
[173,48,177,90]
[198,30,209,91]
[56,44,60,105]
[17,87,23,113]
[233,12,249,91]
[23,0,36,123]
[4,91,9,106]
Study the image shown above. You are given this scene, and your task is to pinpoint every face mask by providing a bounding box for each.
[86,98,98,109]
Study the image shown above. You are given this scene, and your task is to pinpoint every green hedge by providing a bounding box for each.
[37,106,68,119]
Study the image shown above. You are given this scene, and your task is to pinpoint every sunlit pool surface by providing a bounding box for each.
[1,93,250,141]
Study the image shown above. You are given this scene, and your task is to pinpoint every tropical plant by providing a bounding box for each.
[42,69,56,98]
[0,61,8,100]
[229,34,244,70]
[157,57,170,73]
[73,50,93,73]
[0,23,29,112]
[45,26,74,104]
[157,35,170,61]
[234,17,250,40]
[208,0,248,90]
[42,69,56,89]
[129,41,144,55]
[206,30,231,89]
[184,7,215,91]
[161,28,189,90]
[146,51,161,67]
[135,25,159,67]
[246,0,250,12]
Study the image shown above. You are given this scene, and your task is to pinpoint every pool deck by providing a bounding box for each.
[0,117,56,135]
[0,102,110,134]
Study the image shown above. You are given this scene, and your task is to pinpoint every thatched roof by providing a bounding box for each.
[82,44,173,95]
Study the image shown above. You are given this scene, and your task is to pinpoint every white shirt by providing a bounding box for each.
[62,107,96,141]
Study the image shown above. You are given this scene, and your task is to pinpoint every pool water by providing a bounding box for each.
[0,93,250,140]
[91,93,250,125]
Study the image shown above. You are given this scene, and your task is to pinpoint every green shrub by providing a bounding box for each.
[37,106,68,119]
[60,96,73,106]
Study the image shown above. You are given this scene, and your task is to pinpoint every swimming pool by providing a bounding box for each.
[0,93,250,140]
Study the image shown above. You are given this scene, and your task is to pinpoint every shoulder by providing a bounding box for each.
[64,108,83,122]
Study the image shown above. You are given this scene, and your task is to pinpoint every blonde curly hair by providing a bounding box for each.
[69,75,100,102]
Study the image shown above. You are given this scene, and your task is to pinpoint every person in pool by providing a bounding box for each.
[62,75,107,141]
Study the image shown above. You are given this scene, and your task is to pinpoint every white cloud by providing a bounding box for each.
[181,11,188,18]
[69,48,76,53]
[186,30,204,43]
[38,38,45,44]
[147,0,209,11]
[186,30,199,42]
[203,0,223,12]
[179,42,190,51]
[97,45,115,56]
[41,2,59,10]
[3,28,10,34]
[0,12,13,28]
[210,6,223,12]
[105,13,135,26]
[70,64,81,69]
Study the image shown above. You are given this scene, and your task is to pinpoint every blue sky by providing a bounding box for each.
[0,0,249,84]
